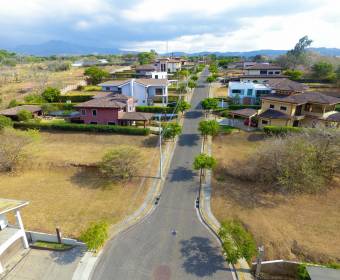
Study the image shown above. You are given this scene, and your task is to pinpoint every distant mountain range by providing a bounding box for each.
[7,40,340,57]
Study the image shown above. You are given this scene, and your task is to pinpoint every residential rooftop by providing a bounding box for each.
[99,78,168,87]
[0,198,29,215]
[261,91,340,105]
[244,63,282,70]
[264,78,309,92]
[0,105,41,116]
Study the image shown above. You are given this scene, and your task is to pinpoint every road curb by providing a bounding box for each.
[197,89,254,280]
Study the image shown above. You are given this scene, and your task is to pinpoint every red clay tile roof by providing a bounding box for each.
[0,105,41,116]
[261,92,340,105]
[135,64,156,71]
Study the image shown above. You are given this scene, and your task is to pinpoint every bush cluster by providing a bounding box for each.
[79,221,109,251]
[58,95,93,103]
[0,116,13,129]
[218,220,257,264]
[263,125,302,135]
[13,122,150,135]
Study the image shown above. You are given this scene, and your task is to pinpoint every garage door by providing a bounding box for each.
[0,239,24,269]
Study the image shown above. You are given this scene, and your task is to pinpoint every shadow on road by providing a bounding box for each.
[180,236,228,277]
[185,111,202,119]
[51,246,86,265]
[178,133,200,147]
[169,166,196,182]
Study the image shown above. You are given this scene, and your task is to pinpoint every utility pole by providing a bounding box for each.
[158,115,163,179]
[255,245,264,279]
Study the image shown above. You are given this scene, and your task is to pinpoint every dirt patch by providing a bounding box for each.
[211,131,340,263]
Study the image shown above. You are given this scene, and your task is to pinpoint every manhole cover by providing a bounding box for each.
[153,265,171,280]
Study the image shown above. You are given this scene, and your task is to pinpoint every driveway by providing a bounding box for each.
[4,247,85,280]
[91,69,235,280]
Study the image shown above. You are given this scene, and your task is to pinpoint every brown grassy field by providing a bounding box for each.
[0,64,119,108]
[0,131,159,238]
[212,83,227,98]
[211,131,340,263]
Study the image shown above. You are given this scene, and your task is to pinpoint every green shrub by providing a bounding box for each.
[162,123,182,140]
[153,96,179,103]
[13,122,150,135]
[8,99,18,108]
[84,85,102,91]
[218,220,257,264]
[17,110,33,122]
[297,264,311,280]
[201,98,219,110]
[0,116,13,129]
[80,221,109,251]
[42,87,61,103]
[263,125,302,135]
[136,106,176,114]
[24,94,45,104]
[17,102,75,111]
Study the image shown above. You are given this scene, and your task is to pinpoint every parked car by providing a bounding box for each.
[243,118,258,127]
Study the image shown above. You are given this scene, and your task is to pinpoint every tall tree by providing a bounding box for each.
[286,36,313,69]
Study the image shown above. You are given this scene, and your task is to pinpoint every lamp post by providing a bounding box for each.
[158,115,163,179]
[255,245,265,279]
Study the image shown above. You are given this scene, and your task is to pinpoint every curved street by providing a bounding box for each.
[91,69,234,280]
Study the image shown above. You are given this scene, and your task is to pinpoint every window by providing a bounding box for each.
[280,106,287,111]
[155,88,163,96]
[231,89,244,95]
[105,87,110,91]
[269,104,275,109]
[260,70,267,75]
[247,89,253,96]
[155,75,158,79]
[108,122,116,125]
[262,120,268,125]
[268,71,273,75]
[81,109,86,116]
[256,90,271,97]
[90,122,97,124]
[92,109,97,116]
[275,71,280,74]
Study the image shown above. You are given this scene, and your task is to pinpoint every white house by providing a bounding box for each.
[155,58,182,73]
[244,63,282,76]
[228,81,271,104]
[99,78,169,106]
[0,198,29,274]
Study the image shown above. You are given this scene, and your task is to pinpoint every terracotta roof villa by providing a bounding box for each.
[264,78,308,93]
[73,94,153,127]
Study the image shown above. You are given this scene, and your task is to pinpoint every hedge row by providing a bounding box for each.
[263,125,303,135]
[14,122,150,135]
[153,95,179,103]
[228,104,261,110]
[58,95,93,103]
[17,102,77,110]
[136,106,177,114]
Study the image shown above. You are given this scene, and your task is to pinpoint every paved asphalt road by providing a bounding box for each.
[92,69,234,280]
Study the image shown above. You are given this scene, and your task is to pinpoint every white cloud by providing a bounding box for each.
[124,0,340,52]
[122,0,268,22]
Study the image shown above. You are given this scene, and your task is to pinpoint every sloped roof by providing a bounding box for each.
[239,74,288,79]
[74,97,127,109]
[135,64,156,71]
[0,198,28,215]
[265,78,308,92]
[0,105,42,116]
[118,112,154,121]
[229,108,258,118]
[258,109,290,119]
[245,63,282,70]
[98,80,131,87]
[262,92,340,105]
[326,112,340,122]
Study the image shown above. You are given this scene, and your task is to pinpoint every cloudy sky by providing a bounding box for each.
[1,0,339,52]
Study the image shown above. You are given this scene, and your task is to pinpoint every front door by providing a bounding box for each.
[293,120,299,127]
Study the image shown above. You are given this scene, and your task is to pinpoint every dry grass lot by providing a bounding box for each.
[211,131,340,263]
[0,131,159,238]
[212,83,227,98]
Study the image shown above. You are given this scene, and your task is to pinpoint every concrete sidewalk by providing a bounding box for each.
[3,247,85,280]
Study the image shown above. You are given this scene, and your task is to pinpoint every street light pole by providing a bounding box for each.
[159,115,163,179]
